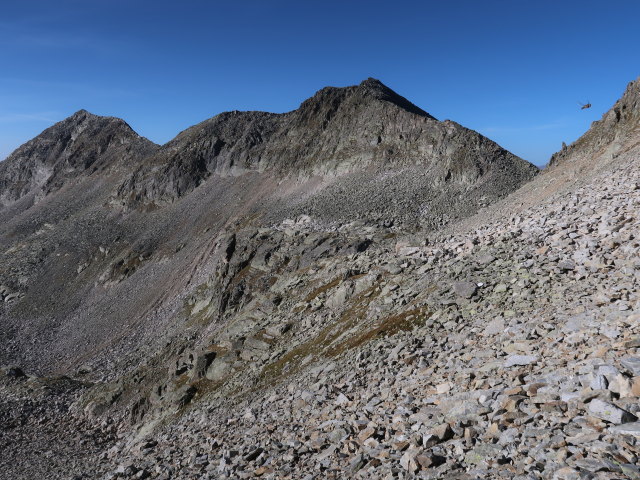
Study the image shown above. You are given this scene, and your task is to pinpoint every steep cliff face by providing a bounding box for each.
[0,110,157,209]
[116,78,538,206]
[549,76,640,168]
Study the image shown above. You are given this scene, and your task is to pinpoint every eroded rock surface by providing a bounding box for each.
[1,77,640,479]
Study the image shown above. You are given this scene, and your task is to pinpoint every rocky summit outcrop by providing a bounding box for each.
[1,76,639,480]
[0,110,157,210]
[116,78,537,208]
[550,76,640,169]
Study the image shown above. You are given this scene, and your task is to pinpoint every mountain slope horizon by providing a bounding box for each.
[1,72,639,478]
[0,77,538,228]
[113,77,538,207]
[0,76,539,378]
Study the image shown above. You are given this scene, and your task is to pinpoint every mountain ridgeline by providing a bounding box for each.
[118,78,537,207]
[550,77,640,168]
[2,76,640,479]
[1,78,538,218]
[0,77,539,383]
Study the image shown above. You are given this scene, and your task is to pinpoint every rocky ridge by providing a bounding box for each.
[550,77,640,169]
[0,110,157,210]
[115,78,537,208]
[1,77,640,479]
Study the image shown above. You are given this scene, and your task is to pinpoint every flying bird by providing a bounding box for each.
[579,101,592,110]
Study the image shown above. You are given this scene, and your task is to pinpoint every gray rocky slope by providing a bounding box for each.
[116,78,536,209]
[0,109,157,210]
[0,78,537,381]
[2,77,640,479]
[549,77,640,169]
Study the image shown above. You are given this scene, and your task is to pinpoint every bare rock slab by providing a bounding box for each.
[453,281,477,299]
[609,422,640,437]
[588,398,637,424]
[504,355,538,368]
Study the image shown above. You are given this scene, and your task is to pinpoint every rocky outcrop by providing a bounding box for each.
[116,78,538,206]
[0,110,157,209]
[11,76,640,479]
[549,76,640,168]
[73,142,640,480]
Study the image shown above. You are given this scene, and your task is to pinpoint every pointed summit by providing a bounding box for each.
[117,78,536,207]
[298,78,434,120]
[356,77,433,118]
[0,111,157,209]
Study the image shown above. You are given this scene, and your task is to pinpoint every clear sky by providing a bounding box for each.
[1,1,639,166]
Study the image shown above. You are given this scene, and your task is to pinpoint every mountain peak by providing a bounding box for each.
[66,109,118,125]
[358,77,387,90]
[116,78,534,207]
[298,78,434,120]
[0,109,157,209]
[356,77,433,118]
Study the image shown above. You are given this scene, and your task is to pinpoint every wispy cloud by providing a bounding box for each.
[479,122,566,134]
[0,111,59,123]
[0,18,123,55]
[0,77,136,99]
[0,32,119,55]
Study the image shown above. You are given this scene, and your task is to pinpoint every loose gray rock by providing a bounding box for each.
[621,357,640,376]
[453,281,478,299]
[504,355,538,368]
[588,399,637,424]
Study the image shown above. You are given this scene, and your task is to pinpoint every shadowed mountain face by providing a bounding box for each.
[0,110,158,210]
[116,78,537,207]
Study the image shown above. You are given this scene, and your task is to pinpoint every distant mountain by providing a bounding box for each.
[0,78,538,385]
[0,110,157,209]
[116,78,538,207]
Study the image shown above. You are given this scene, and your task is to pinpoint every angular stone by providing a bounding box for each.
[429,423,454,442]
[400,447,421,472]
[349,454,368,472]
[621,357,640,376]
[493,283,508,293]
[609,422,640,437]
[358,426,376,443]
[590,374,608,390]
[453,281,477,299]
[558,260,575,271]
[191,351,217,379]
[482,317,505,336]
[416,453,446,468]
[475,253,495,265]
[504,355,538,367]
[205,356,233,382]
[588,398,637,424]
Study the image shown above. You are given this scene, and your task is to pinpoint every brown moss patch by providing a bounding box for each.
[261,282,431,387]
[261,283,380,383]
[328,307,430,356]
[304,277,342,302]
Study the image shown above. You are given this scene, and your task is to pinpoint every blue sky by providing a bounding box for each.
[1,1,639,166]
